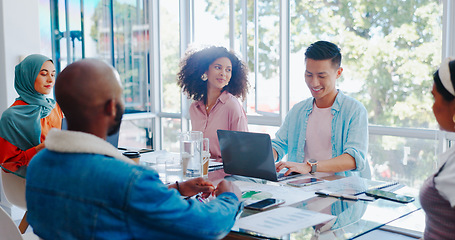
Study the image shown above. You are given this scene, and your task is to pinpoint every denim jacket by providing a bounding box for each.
[26,129,241,240]
[272,91,370,178]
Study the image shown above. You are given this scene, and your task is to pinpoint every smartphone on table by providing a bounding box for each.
[244,198,285,211]
[287,177,324,187]
[365,189,415,203]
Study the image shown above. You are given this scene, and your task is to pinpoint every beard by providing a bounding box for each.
[107,103,124,136]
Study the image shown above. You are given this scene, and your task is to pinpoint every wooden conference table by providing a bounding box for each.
[1,152,423,240]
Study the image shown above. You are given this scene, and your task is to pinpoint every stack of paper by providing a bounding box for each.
[235,207,335,238]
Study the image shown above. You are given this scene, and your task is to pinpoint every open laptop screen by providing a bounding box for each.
[218,130,284,182]
[61,118,120,148]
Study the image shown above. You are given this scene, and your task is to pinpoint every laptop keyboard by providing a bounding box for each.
[277,171,301,181]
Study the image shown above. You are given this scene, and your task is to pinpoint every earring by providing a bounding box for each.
[201,73,208,81]
[453,114,455,124]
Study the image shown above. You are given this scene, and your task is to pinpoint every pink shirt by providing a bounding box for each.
[190,91,248,160]
[304,102,333,162]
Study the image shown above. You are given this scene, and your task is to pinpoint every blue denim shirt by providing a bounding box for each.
[26,130,241,240]
[272,91,370,178]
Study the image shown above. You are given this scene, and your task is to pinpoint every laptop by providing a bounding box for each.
[61,118,120,148]
[217,130,301,182]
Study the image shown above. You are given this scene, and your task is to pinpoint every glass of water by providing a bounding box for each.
[180,131,203,179]
[201,138,210,178]
[156,156,168,183]
[165,157,183,184]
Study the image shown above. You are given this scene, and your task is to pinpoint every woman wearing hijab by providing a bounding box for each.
[0,54,63,173]
[419,57,455,239]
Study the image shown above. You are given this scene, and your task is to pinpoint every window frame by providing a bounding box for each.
[51,0,455,155]
[151,0,455,153]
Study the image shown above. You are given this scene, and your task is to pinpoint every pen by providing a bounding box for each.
[184,193,208,203]
[315,191,359,201]
[195,194,208,203]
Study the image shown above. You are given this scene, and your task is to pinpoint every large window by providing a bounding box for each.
[111,1,149,113]
[194,0,230,47]
[369,135,439,188]
[42,0,453,189]
[84,0,112,61]
[246,0,281,116]
[289,0,442,128]
[161,1,181,113]
[118,119,153,149]
[39,0,53,58]
[288,0,443,188]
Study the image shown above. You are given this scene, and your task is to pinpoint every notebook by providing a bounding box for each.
[217,130,301,182]
[208,159,224,171]
[61,118,120,148]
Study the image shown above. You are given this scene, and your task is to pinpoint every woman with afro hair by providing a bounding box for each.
[177,46,249,160]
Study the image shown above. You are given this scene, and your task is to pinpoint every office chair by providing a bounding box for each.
[1,170,29,234]
[0,206,39,240]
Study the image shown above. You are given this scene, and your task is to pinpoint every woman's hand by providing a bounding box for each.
[35,142,45,152]
[178,177,215,197]
[275,161,311,175]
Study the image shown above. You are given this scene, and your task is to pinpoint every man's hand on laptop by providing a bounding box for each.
[276,161,311,175]
[213,180,242,200]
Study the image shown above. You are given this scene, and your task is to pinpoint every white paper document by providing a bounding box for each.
[235,206,335,238]
[234,180,315,206]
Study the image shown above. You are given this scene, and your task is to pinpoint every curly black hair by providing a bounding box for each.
[177,46,249,103]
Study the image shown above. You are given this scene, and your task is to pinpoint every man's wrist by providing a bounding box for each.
[175,181,180,192]
[272,148,279,161]
[168,182,180,193]
[307,159,318,174]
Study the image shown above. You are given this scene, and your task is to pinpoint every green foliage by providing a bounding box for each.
[205,0,442,185]
[206,0,441,129]
[207,0,281,80]
[88,0,442,185]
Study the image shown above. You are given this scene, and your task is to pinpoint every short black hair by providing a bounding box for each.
[305,41,342,68]
[433,60,455,101]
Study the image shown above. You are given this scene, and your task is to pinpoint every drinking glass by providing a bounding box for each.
[201,138,210,178]
[166,158,183,184]
[180,131,203,179]
[156,156,168,183]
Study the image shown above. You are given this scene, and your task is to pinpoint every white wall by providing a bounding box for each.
[0,0,41,218]
[0,0,41,113]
